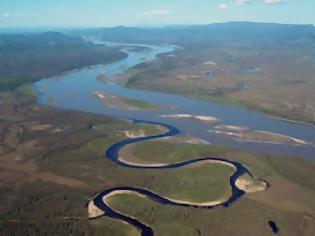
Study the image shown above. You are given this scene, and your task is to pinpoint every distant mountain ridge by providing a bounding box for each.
[74,22,315,47]
[0,31,84,52]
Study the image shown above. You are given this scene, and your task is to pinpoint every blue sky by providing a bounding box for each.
[0,0,314,28]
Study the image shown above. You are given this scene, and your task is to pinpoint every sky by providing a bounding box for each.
[0,0,314,28]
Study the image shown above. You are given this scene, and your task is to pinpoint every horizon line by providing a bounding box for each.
[1,20,315,31]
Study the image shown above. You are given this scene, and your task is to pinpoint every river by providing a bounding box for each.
[33,40,315,162]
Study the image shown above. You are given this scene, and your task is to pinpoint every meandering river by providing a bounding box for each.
[92,119,252,236]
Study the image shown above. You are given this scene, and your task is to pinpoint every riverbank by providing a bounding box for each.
[209,125,310,146]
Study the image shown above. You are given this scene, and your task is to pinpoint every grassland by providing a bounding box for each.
[146,162,233,203]
[120,141,227,165]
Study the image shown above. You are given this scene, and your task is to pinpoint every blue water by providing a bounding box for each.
[268,221,279,234]
[33,41,315,162]
[93,120,249,236]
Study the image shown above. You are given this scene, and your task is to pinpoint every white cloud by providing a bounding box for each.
[141,10,171,16]
[218,3,228,9]
[236,0,254,5]
[236,0,286,4]
[263,0,285,4]
[1,12,11,18]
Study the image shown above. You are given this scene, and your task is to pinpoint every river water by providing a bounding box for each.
[33,41,315,162]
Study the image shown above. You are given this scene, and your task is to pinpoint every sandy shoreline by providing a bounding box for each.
[118,153,237,169]
[160,114,219,122]
[159,135,210,145]
[235,174,268,193]
[210,125,310,146]
[88,200,105,219]
[256,130,308,145]
[119,155,169,167]
[214,125,248,131]
[103,188,226,208]
[265,113,315,129]
[124,130,146,138]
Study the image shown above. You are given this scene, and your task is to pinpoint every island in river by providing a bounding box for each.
[94,91,157,110]
[209,125,309,146]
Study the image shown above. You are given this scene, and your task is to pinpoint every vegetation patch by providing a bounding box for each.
[94,91,157,110]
